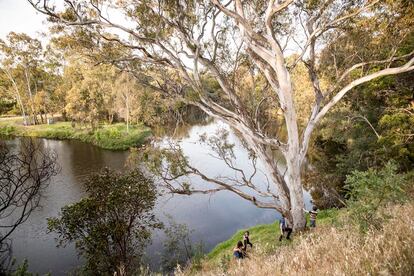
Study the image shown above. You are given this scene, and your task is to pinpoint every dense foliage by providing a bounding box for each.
[304,1,414,208]
[306,68,414,208]
[345,162,411,231]
[0,32,189,132]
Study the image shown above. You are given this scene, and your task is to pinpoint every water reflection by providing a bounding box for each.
[151,106,210,139]
[2,120,311,274]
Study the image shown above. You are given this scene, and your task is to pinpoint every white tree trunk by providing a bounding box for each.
[278,62,307,229]
[286,154,306,230]
[2,68,27,122]
[24,67,37,125]
[285,110,307,229]
[125,94,130,133]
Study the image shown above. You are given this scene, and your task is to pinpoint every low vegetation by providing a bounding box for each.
[188,203,414,276]
[205,209,340,265]
[0,119,151,150]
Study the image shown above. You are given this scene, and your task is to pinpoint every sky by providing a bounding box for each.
[0,0,136,45]
[0,0,302,65]
[0,0,48,42]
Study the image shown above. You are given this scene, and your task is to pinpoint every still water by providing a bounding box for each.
[3,120,311,275]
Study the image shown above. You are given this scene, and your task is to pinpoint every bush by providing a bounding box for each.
[93,124,151,150]
[344,161,410,231]
[10,259,32,276]
[0,100,16,115]
[161,218,205,273]
[0,125,16,136]
[47,169,162,275]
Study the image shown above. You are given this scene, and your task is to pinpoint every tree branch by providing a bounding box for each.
[300,57,414,163]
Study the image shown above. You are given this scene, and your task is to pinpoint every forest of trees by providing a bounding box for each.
[0,32,184,129]
[0,0,413,274]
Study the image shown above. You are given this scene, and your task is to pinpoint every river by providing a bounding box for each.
[2,120,311,275]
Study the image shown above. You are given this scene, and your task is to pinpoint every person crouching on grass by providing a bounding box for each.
[303,206,318,228]
[233,241,245,259]
[278,214,292,241]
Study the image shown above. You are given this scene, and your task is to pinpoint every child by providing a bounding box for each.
[243,231,253,250]
[233,241,245,259]
[304,206,318,228]
[278,215,292,241]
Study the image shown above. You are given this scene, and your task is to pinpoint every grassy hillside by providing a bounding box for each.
[206,208,340,265]
[180,203,414,275]
[0,119,151,150]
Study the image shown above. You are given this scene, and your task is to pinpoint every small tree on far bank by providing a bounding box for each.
[48,168,162,275]
[114,72,138,133]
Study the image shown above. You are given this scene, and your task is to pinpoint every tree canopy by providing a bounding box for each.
[47,168,162,275]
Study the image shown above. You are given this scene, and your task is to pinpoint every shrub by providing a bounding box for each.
[48,169,162,275]
[344,161,409,231]
[0,125,16,136]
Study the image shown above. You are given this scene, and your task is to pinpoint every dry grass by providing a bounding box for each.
[179,203,414,276]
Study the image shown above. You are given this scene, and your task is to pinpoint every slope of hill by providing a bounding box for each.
[178,203,414,275]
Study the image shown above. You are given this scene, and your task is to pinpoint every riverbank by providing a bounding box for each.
[0,119,151,150]
[182,203,414,275]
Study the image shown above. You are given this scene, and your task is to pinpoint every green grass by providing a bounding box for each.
[206,208,341,264]
[0,119,151,150]
[92,124,151,150]
[207,222,280,263]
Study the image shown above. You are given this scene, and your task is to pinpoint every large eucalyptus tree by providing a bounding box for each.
[28,0,414,229]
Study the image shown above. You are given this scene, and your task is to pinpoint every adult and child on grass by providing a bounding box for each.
[233,206,318,259]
